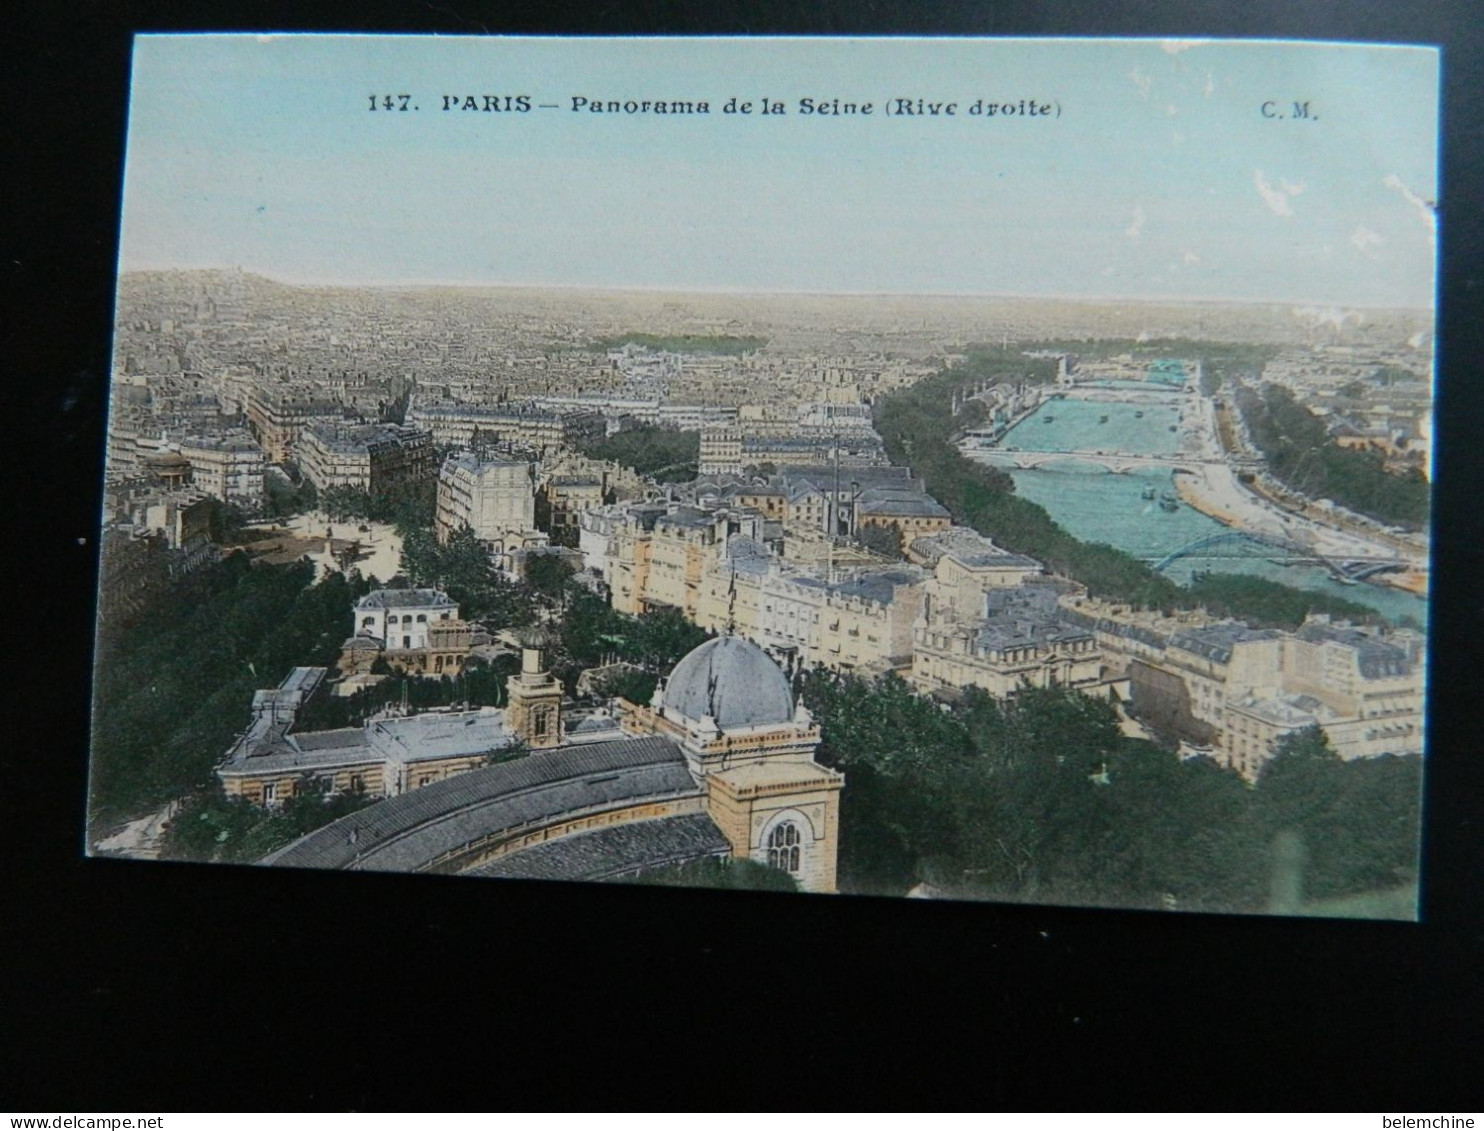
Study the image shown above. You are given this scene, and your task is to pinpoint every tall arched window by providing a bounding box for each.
[767,822,801,873]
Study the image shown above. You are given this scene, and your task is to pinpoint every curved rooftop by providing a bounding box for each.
[355,588,456,611]
[662,635,794,731]
[261,736,694,873]
[466,813,729,882]
[143,450,190,469]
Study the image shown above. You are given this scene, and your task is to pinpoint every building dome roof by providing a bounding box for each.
[662,636,794,731]
[143,451,190,469]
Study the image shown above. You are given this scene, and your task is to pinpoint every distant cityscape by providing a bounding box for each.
[90,269,1430,916]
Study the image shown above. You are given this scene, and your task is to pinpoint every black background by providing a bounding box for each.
[9,1,1483,1112]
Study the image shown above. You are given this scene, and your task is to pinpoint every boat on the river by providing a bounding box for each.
[1099,414,1109,424]
[1159,491,1180,512]
[1134,410,1144,418]
[1141,486,1157,500]
[1042,414,1054,423]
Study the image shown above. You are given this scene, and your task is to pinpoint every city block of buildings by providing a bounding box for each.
[218,632,844,893]
[295,422,436,496]
[576,480,1423,781]
[1059,596,1424,780]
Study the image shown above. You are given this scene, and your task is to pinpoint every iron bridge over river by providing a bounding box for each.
[1140,530,1408,583]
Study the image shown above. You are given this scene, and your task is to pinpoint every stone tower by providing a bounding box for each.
[505,645,563,749]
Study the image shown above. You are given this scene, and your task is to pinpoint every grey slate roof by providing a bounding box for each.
[305,422,427,453]
[1059,606,1169,649]
[278,667,326,697]
[443,452,528,474]
[261,736,695,872]
[777,465,914,490]
[724,535,772,563]
[1294,623,1415,678]
[909,528,1041,570]
[180,430,262,454]
[292,728,368,752]
[975,620,1093,654]
[355,588,455,610]
[1168,623,1280,664]
[856,489,951,518]
[655,506,717,529]
[819,568,922,606]
[465,813,730,882]
[662,635,795,730]
[365,710,515,762]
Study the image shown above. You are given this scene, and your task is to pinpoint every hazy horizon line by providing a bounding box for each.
[115,265,1437,315]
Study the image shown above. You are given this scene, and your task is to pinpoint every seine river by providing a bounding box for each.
[967,397,1427,627]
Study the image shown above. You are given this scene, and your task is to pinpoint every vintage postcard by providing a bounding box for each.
[90,35,1437,918]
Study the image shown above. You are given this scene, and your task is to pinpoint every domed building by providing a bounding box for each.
[141,449,192,489]
[626,635,843,891]
[251,635,844,893]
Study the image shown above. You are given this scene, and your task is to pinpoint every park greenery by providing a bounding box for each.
[91,519,704,843]
[1182,573,1379,630]
[397,525,536,629]
[587,332,767,355]
[201,497,256,544]
[293,653,524,733]
[90,554,376,827]
[1236,382,1430,530]
[264,471,317,519]
[554,585,711,697]
[872,348,1382,628]
[162,789,375,864]
[316,478,439,534]
[523,553,577,600]
[579,423,700,482]
[799,670,1421,912]
[853,522,905,560]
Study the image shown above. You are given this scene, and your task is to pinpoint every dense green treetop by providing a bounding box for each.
[1237,383,1430,529]
[798,669,1418,913]
[317,478,437,534]
[585,333,767,355]
[264,473,316,520]
[397,525,535,630]
[578,424,699,482]
[90,554,376,824]
[553,585,710,696]
[524,554,577,600]
[162,789,375,864]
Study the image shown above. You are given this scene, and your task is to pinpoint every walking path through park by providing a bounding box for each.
[238,510,405,582]
[92,799,181,860]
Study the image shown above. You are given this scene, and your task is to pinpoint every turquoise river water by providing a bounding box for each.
[967,398,1426,626]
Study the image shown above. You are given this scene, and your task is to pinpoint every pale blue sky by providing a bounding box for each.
[119,35,1439,306]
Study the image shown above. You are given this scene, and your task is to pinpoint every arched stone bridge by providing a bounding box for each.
[962,442,1211,475]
